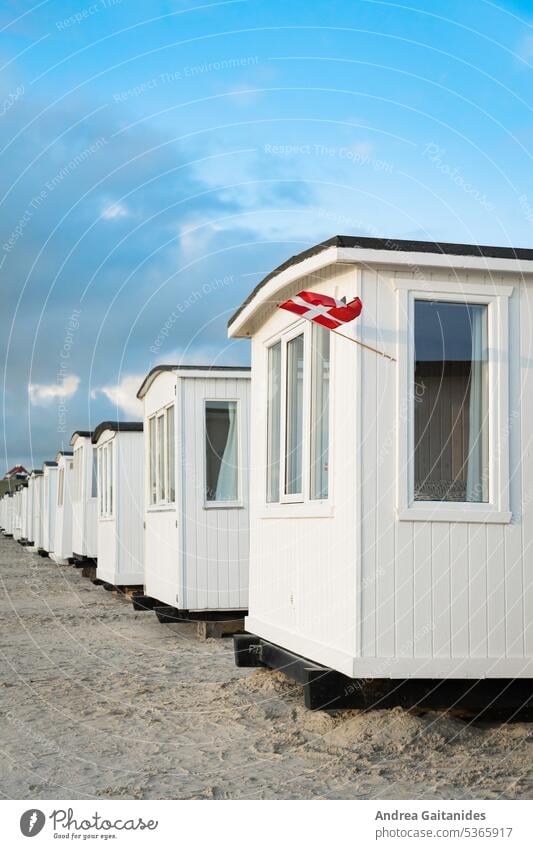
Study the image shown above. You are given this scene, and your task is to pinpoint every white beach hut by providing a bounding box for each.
[136,365,251,617]
[13,485,24,541]
[92,421,144,587]
[0,494,13,535]
[50,451,74,565]
[20,483,29,543]
[29,470,44,552]
[229,235,533,710]
[70,431,98,565]
[41,461,58,555]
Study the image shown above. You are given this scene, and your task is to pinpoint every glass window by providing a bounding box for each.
[149,416,157,505]
[91,448,98,498]
[167,405,175,503]
[266,342,281,502]
[58,468,64,506]
[108,442,113,516]
[205,401,238,502]
[73,449,82,502]
[285,333,304,495]
[310,325,330,499]
[157,415,166,502]
[414,300,489,503]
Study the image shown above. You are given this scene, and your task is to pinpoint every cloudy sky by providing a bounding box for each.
[1,0,533,471]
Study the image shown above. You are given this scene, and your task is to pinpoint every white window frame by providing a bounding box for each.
[263,319,333,515]
[98,440,114,519]
[203,398,242,509]
[147,403,176,509]
[73,447,82,502]
[395,278,513,524]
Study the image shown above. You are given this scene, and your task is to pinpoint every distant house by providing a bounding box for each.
[0,465,30,496]
[5,465,29,480]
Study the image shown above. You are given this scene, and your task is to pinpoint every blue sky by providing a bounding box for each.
[1,0,533,470]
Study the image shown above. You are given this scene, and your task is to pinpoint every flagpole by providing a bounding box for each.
[330,327,396,362]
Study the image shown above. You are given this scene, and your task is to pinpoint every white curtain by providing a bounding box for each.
[466,306,488,502]
[215,403,238,501]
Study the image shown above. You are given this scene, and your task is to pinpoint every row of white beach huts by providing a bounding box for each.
[1,236,533,713]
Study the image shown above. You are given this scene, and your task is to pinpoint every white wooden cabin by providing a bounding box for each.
[229,235,533,684]
[13,486,24,541]
[50,451,74,565]
[1,494,13,535]
[41,461,58,554]
[29,470,43,552]
[137,365,251,613]
[70,431,98,564]
[93,421,144,587]
[20,483,29,543]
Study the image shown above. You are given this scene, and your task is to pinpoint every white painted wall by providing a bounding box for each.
[42,466,58,553]
[95,429,144,586]
[31,476,43,550]
[71,437,98,559]
[242,260,533,679]
[144,369,250,611]
[51,455,74,565]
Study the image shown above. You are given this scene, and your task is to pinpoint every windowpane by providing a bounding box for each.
[108,441,113,516]
[149,417,156,505]
[266,342,281,502]
[285,334,304,495]
[91,448,98,498]
[167,405,175,502]
[157,415,166,502]
[414,300,489,503]
[205,401,238,502]
[310,325,330,499]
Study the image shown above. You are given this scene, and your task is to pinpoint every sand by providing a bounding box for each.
[0,535,531,800]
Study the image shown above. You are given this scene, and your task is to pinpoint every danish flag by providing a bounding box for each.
[279,290,363,330]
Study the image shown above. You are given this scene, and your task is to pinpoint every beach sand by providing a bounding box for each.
[0,535,531,800]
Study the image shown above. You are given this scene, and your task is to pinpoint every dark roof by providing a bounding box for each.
[92,421,143,444]
[70,430,92,445]
[42,461,58,469]
[30,469,43,476]
[136,364,252,399]
[56,451,73,458]
[228,234,533,328]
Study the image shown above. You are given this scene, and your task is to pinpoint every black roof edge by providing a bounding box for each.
[42,461,58,468]
[136,364,252,399]
[92,421,143,444]
[228,234,533,328]
[70,430,92,444]
[30,469,43,476]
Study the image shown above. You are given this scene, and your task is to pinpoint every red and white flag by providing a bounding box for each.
[279,290,363,330]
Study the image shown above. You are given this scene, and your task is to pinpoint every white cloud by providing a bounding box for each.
[101,202,129,220]
[28,375,80,406]
[94,373,143,418]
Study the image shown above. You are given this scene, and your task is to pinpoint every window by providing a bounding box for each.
[205,400,239,503]
[414,300,488,503]
[266,323,331,504]
[91,448,98,498]
[98,441,114,518]
[57,467,64,507]
[167,405,175,503]
[73,448,82,502]
[285,334,304,496]
[157,415,166,502]
[266,342,281,502]
[148,404,175,506]
[149,417,156,505]
[310,324,330,499]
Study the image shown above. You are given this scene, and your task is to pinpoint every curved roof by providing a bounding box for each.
[228,234,533,336]
[92,421,143,444]
[55,451,73,463]
[136,364,251,399]
[42,460,57,469]
[70,430,92,445]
